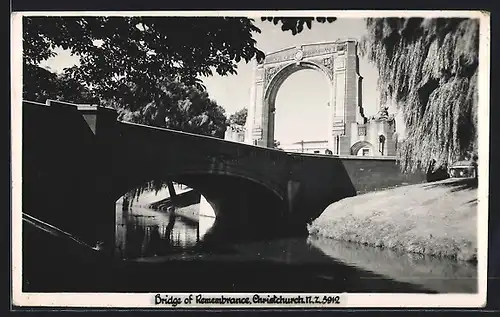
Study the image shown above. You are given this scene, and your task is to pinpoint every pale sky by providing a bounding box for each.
[39,18,380,145]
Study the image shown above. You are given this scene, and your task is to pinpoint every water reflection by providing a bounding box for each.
[115,203,210,259]
[114,201,476,293]
[308,235,478,293]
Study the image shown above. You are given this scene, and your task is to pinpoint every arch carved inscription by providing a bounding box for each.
[262,42,348,65]
[263,58,334,91]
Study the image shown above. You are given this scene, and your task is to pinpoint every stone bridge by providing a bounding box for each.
[21,100,425,252]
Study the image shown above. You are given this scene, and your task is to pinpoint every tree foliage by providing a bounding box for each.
[23,64,96,104]
[228,107,248,126]
[261,17,337,35]
[23,16,265,96]
[115,78,227,138]
[360,18,479,172]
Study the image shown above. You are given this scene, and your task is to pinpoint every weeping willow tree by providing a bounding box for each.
[360,18,479,173]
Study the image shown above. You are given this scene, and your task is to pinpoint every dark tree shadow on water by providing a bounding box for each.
[147,225,162,256]
[465,198,478,205]
[423,178,478,192]
[150,190,200,211]
[150,210,178,256]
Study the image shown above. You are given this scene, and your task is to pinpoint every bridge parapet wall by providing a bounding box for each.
[285,153,357,223]
[338,156,427,194]
[22,101,104,244]
[283,153,427,223]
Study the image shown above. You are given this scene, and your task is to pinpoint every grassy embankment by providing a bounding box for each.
[308,178,478,262]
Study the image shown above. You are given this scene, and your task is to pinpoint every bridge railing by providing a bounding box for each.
[117,121,290,162]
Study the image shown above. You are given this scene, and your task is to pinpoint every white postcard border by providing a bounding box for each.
[10,10,490,308]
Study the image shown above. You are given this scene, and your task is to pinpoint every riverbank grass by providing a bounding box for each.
[308,178,478,262]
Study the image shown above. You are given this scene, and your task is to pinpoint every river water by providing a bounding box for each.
[114,201,477,294]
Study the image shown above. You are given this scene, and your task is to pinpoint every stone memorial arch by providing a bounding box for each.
[244,39,365,155]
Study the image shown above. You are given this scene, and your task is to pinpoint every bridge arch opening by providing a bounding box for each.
[271,66,331,151]
[113,168,285,205]
[263,61,334,150]
[114,171,287,256]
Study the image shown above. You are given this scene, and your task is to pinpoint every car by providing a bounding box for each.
[448,160,478,179]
